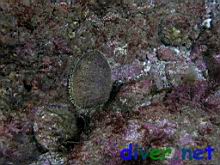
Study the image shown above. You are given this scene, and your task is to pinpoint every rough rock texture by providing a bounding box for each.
[29,152,67,165]
[0,111,40,165]
[68,104,220,165]
[159,14,194,47]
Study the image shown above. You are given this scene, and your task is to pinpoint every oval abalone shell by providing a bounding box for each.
[68,51,112,109]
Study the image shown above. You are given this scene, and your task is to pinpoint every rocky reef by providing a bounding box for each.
[0,0,220,165]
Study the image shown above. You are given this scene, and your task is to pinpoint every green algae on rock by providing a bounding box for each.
[68,51,112,109]
[158,14,193,47]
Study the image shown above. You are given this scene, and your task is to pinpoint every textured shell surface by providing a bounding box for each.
[68,51,112,109]
[33,104,78,151]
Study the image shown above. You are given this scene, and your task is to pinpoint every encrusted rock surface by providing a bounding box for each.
[29,152,67,165]
[159,14,194,47]
[68,104,220,165]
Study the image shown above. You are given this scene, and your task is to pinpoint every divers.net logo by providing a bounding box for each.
[119,143,215,161]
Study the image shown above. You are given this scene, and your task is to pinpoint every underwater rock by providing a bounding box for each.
[197,19,220,72]
[197,19,220,55]
[0,9,17,47]
[111,60,144,82]
[204,19,220,53]
[205,88,220,109]
[66,100,220,164]
[203,53,220,85]
[116,79,154,110]
[67,104,178,165]
[0,130,40,165]
[0,91,10,113]
[29,151,67,165]
[157,47,178,61]
[68,50,112,109]
[158,14,193,47]
[190,45,208,72]
[33,104,78,151]
[165,62,204,87]
[0,112,40,165]
[96,0,112,6]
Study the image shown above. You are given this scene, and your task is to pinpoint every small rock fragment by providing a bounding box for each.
[157,47,177,61]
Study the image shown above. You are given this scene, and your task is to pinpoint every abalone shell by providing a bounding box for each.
[68,51,112,109]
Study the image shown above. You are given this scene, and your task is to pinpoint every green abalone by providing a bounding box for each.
[68,51,112,109]
[33,104,78,151]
